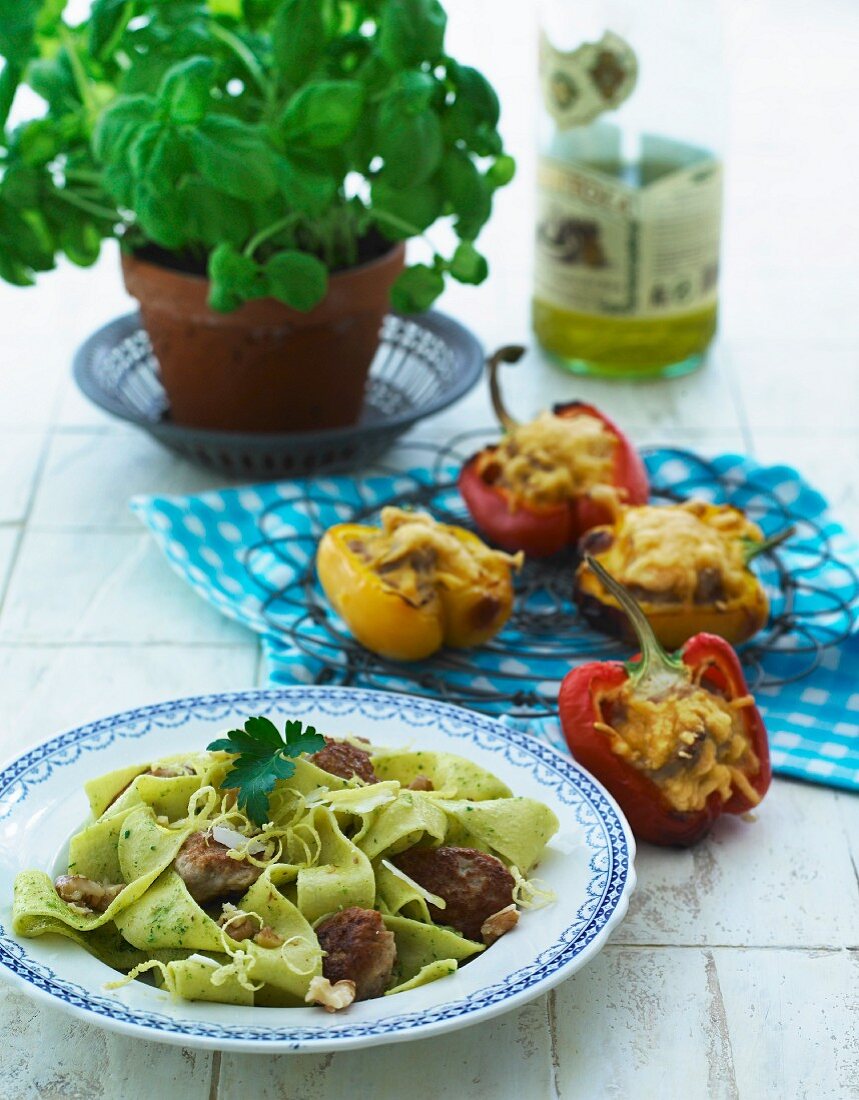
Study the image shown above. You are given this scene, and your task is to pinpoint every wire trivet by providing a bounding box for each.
[241,436,859,719]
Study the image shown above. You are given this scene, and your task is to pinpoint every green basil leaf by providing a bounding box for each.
[280,81,364,149]
[101,161,135,207]
[390,263,444,313]
[449,240,488,285]
[0,61,21,133]
[0,201,54,270]
[89,0,132,61]
[272,0,326,86]
[27,52,81,113]
[157,56,214,125]
[243,0,279,29]
[438,149,492,239]
[190,115,277,201]
[15,119,65,167]
[378,107,442,189]
[129,124,191,189]
[0,253,34,287]
[488,154,516,189]
[133,180,187,250]
[0,0,41,64]
[264,249,327,311]
[275,156,337,216]
[93,95,156,164]
[448,63,500,129]
[0,163,42,208]
[379,0,446,68]
[208,241,261,311]
[371,178,441,239]
[179,179,254,247]
[382,71,437,115]
[59,217,103,267]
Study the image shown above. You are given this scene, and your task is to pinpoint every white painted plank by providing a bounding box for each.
[716,947,859,1100]
[0,982,211,1100]
[217,997,554,1100]
[30,430,235,530]
[551,946,737,1099]
[0,531,250,645]
[0,433,45,524]
[0,643,258,755]
[0,528,20,605]
[619,777,859,949]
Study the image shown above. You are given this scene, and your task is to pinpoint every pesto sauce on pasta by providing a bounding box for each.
[12,739,559,1008]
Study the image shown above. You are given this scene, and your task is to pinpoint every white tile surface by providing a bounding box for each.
[30,430,233,530]
[620,778,859,949]
[0,531,250,644]
[0,0,857,1095]
[217,998,554,1100]
[0,981,212,1100]
[0,644,258,749]
[716,947,859,1100]
[0,433,45,523]
[551,947,735,1099]
[0,528,20,606]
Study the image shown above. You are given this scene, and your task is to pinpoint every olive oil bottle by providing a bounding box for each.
[534,1,725,378]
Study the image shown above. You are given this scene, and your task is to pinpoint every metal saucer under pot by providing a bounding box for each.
[73,311,484,479]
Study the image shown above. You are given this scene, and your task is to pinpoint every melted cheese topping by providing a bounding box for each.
[354,508,522,606]
[604,501,762,603]
[487,411,616,506]
[600,682,760,813]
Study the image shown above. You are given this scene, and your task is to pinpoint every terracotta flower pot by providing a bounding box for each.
[121,243,406,433]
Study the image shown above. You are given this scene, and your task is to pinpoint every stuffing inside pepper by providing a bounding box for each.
[347,507,521,607]
[586,501,765,605]
[479,411,617,506]
[597,677,762,813]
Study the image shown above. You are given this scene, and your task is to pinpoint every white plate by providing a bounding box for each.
[0,686,635,1052]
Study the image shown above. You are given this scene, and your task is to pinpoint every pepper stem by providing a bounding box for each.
[488,345,526,432]
[584,555,684,689]
[743,525,796,562]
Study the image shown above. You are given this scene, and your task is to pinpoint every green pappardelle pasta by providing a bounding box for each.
[13,724,559,1012]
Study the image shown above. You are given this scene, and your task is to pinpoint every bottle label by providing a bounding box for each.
[540,31,638,129]
[534,157,723,318]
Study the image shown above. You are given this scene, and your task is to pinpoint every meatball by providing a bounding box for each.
[392,846,515,942]
[173,831,262,905]
[315,907,397,1001]
[309,738,378,784]
[54,875,123,913]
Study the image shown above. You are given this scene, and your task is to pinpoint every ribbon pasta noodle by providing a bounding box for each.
[12,734,558,1010]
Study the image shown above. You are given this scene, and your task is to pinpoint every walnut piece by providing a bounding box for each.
[480,904,519,946]
[304,975,357,1013]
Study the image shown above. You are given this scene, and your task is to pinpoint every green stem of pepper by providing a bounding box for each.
[488,344,526,432]
[584,555,687,695]
[743,525,796,563]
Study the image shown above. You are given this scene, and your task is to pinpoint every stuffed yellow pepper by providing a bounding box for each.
[574,500,790,649]
[316,507,524,661]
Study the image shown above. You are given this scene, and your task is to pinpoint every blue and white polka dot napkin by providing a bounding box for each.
[132,451,859,793]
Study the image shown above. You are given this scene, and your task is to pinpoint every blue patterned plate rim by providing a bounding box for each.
[0,686,636,1053]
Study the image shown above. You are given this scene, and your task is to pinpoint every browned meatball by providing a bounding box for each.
[315,907,397,1001]
[173,831,263,905]
[392,846,515,942]
[309,738,378,784]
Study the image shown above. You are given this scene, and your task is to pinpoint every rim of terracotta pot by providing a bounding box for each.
[123,239,406,287]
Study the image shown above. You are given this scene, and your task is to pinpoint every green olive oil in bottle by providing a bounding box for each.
[534,1,725,378]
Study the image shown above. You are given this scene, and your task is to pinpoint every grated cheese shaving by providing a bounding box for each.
[381,858,447,909]
[490,410,616,506]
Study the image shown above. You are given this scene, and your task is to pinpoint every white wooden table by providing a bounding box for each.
[0,1,857,1096]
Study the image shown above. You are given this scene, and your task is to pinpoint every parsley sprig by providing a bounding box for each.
[207,716,326,826]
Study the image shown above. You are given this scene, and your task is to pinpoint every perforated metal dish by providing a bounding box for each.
[73,311,484,479]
